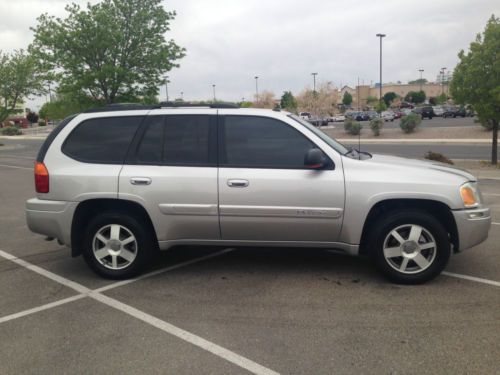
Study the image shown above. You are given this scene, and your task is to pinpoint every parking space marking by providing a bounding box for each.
[0,154,35,160]
[95,248,235,293]
[442,272,500,287]
[492,222,500,226]
[92,292,280,375]
[0,248,278,375]
[483,193,500,197]
[0,294,86,324]
[0,250,89,294]
[0,164,32,170]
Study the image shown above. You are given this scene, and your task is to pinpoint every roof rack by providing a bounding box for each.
[82,102,240,113]
[83,103,157,113]
[158,101,239,109]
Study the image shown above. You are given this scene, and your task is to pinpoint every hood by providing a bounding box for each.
[367,153,476,181]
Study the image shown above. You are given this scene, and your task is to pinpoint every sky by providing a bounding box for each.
[1,0,499,110]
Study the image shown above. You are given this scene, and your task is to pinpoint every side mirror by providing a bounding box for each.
[304,148,328,169]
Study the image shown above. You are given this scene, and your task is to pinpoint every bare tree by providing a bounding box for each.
[297,82,338,117]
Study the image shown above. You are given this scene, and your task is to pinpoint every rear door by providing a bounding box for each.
[217,113,345,243]
[119,110,220,243]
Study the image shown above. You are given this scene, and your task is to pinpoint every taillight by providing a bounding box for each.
[34,162,49,193]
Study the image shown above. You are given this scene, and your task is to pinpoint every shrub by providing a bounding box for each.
[344,118,362,135]
[38,120,46,127]
[369,118,384,136]
[1,126,23,135]
[424,151,454,165]
[400,113,422,133]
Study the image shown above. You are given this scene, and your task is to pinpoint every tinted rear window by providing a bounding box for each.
[62,116,143,163]
[132,115,214,166]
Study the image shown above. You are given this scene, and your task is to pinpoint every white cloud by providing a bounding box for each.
[1,0,498,109]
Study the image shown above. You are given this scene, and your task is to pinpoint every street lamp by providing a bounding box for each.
[376,33,386,103]
[418,69,424,91]
[254,76,259,103]
[180,91,184,100]
[164,75,169,102]
[212,84,216,102]
[311,72,318,93]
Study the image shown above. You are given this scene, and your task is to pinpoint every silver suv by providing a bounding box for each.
[26,103,491,283]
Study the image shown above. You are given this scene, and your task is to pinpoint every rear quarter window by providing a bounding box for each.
[62,116,143,164]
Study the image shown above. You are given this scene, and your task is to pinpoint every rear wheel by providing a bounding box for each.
[82,212,155,279]
[368,210,451,284]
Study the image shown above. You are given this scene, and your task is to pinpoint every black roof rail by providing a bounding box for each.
[158,101,239,109]
[83,103,157,113]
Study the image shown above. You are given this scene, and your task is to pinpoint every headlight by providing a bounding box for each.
[460,182,480,208]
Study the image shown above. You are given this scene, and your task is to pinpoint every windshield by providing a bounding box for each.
[289,114,349,154]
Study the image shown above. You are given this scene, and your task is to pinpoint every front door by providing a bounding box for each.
[217,114,344,243]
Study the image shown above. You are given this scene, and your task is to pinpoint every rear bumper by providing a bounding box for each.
[25,198,78,246]
[452,207,491,252]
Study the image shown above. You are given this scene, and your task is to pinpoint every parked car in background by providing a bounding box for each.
[401,108,413,116]
[443,106,466,118]
[346,111,367,121]
[393,110,403,119]
[432,106,444,117]
[332,114,346,122]
[299,112,311,120]
[366,111,379,120]
[413,106,434,119]
[381,111,395,122]
[307,116,329,127]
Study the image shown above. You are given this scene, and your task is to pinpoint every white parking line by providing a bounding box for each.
[442,272,500,287]
[95,248,235,293]
[483,193,500,197]
[92,293,279,375]
[0,154,36,160]
[0,248,278,375]
[0,295,86,324]
[0,164,32,170]
[492,222,500,226]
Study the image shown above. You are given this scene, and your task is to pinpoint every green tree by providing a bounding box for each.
[383,91,397,106]
[374,101,387,113]
[451,15,500,164]
[30,0,185,104]
[280,91,297,112]
[0,50,44,122]
[342,91,353,106]
[366,95,378,105]
[404,90,426,104]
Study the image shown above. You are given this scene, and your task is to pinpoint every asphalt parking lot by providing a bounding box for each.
[0,145,499,374]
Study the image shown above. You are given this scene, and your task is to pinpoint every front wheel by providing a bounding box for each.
[368,211,451,284]
[82,212,155,279]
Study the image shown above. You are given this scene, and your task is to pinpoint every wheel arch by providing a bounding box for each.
[71,198,158,257]
[358,198,459,256]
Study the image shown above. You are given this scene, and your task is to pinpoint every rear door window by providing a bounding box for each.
[132,115,215,166]
[62,116,143,163]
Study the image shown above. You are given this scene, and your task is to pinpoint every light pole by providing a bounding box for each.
[164,75,169,102]
[418,69,424,92]
[212,84,216,102]
[376,33,386,104]
[254,76,259,104]
[441,67,447,95]
[180,91,184,101]
[311,72,318,94]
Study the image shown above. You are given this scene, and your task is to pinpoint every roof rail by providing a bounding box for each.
[82,101,240,113]
[158,101,239,109]
[83,103,157,113]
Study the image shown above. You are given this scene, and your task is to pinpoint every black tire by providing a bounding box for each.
[367,210,451,284]
[82,211,156,279]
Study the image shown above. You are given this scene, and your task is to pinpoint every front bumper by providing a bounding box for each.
[26,198,78,246]
[452,206,491,252]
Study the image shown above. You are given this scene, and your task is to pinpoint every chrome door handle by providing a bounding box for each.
[227,179,249,188]
[130,177,152,185]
